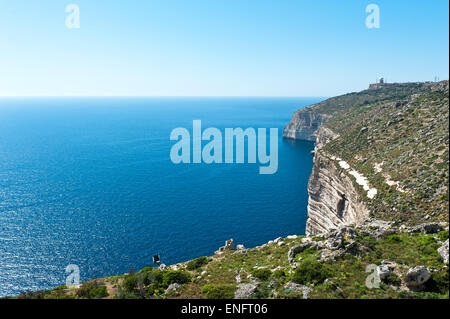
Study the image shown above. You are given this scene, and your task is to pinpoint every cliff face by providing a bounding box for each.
[284,109,369,235]
[285,81,449,235]
[283,111,329,141]
[306,144,369,235]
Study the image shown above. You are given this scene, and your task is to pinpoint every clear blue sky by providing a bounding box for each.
[0,0,448,96]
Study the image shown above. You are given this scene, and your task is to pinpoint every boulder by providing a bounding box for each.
[438,239,449,264]
[234,283,259,299]
[409,223,443,234]
[166,283,181,294]
[359,219,394,238]
[159,264,167,271]
[376,261,397,282]
[283,282,312,299]
[404,266,431,289]
[324,226,355,250]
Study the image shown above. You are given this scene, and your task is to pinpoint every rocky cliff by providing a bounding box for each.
[284,103,370,235]
[306,151,370,235]
[284,81,449,235]
[283,111,329,141]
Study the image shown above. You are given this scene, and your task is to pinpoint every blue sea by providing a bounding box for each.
[0,97,320,297]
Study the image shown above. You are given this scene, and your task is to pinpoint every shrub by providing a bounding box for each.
[437,230,449,242]
[122,275,138,292]
[186,256,209,270]
[292,257,333,285]
[162,270,191,287]
[386,234,402,243]
[144,270,164,287]
[250,268,272,281]
[425,268,449,294]
[384,273,402,286]
[76,281,109,299]
[272,269,286,279]
[201,284,236,299]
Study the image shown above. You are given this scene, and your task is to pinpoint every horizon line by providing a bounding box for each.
[0,95,328,98]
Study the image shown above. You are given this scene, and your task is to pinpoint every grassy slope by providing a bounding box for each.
[14,230,448,299]
[322,83,449,225]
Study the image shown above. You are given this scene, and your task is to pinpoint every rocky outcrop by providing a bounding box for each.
[283,111,330,141]
[306,151,370,235]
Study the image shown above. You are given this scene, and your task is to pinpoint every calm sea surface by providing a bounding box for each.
[0,97,321,296]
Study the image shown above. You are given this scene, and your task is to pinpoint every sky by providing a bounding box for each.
[0,0,448,97]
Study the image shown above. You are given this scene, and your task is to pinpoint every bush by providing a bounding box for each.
[386,234,402,243]
[437,230,449,242]
[122,275,138,292]
[292,257,333,285]
[186,256,209,270]
[384,273,402,286]
[425,268,449,294]
[144,270,164,287]
[272,269,286,279]
[162,270,191,287]
[76,281,109,299]
[251,268,272,281]
[201,284,236,299]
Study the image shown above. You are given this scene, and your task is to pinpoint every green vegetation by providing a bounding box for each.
[292,256,333,285]
[186,256,210,270]
[314,82,449,225]
[250,268,272,281]
[202,284,236,299]
[76,281,109,299]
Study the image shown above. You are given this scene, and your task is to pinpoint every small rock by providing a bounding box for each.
[159,264,167,271]
[166,283,181,294]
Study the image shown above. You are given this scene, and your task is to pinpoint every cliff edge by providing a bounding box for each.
[284,81,449,235]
